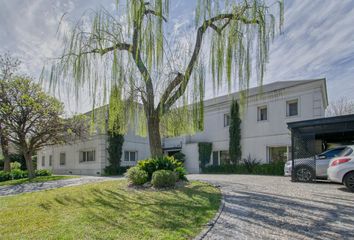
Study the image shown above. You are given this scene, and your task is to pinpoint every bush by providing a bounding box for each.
[151,170,177,188]
[35,169,52,176]
[242,155,260,173]
[0,171,11,182]
[10,161,22,170]
[10,169,26,179]
[174,166,187,181]
[125,166,148,185]
[137,156,183,180]
[104,165,129,175]
[172,152,186,163]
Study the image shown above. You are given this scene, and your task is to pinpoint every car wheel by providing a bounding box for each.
[343,172,354,192]
[294,166,315,182]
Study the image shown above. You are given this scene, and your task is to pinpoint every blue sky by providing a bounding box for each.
[1,0,354,113]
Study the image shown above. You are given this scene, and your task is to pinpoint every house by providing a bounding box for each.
[37,78,328,175]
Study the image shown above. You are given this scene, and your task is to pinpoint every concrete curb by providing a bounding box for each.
[194,184,225,240]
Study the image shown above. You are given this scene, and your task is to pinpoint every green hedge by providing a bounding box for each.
[202,161,284,176]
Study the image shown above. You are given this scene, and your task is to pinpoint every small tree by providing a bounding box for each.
[0,76,87,178]
[105,131,124,175]
[0,53,21,172]
[229,99,241,164]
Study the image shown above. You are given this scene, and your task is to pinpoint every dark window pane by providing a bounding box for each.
[288,102,298,116]
[130,152,136,161]
[60,153,66,165]
[220,151,230,165]
[124,151,129,161]
[212,151,219,166]
[269,147,288,162]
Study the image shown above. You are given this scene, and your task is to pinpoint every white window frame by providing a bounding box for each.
[224,113,230,127]
[286,99,299,117]
[124,151,138,162]
[79,149,96,163]
[60,152,66,166]
[257,105,268,121]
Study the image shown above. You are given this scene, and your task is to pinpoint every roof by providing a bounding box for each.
[288,114,354,130]
[204,78,327,107]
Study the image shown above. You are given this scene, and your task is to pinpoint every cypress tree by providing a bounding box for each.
[229,99,241,164]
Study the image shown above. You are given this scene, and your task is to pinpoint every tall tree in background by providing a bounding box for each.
[229,99,241,164]
[0,77,88,178]
[326,97,354,117]
[0,53,21,172]
[50,0,284,156]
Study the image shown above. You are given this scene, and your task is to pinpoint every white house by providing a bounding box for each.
[37,78,328,175]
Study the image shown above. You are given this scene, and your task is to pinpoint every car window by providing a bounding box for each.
[339,147,353,157]
[321,148,345,158]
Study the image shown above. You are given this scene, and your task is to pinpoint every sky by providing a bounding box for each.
[1,0,354,114]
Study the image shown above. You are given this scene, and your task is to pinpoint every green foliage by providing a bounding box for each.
[125,166,148,185]
[104,166,129,176]
[104,131,124,175]
[229,99,241,164]
[174,166,187,181]
[35,169,52,177]
[172,152,186,163]
[0,171,11,181]
[151,170,177,188]
[243,155,260,173]
[10,161,21,170]
[137,156,183,180]
[198,142,212,168]
[9,154,26,170]
[202,161,284,176]
[10,169,26,180]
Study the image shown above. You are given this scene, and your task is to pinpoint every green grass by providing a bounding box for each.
[0,175,77,187]
[0,180,221,240]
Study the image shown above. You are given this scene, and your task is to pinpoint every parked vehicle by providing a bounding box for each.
[284,146,347,181]
[327,146,354,192]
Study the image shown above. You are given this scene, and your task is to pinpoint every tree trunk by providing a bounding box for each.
[24,151,35,179]
[0,128,10,172]
[147,111,163,157]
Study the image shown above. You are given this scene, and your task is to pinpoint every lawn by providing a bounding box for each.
[0,180,221,240]
[0,175,77,187]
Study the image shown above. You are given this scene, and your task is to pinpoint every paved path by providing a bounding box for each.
[189,174,354,240]
[0,176,122,196]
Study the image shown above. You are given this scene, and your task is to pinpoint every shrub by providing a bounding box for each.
[125,166,148,185]
[137,156,183,180]
[174,166,187,181]
[151,170,177,188]
[10,161,21,170]
[242,155,260,173]
[172,152,186,163]
[10,169,25,179]
[104,165,129,175]
[0,171,11,182]
[35,169,52,176]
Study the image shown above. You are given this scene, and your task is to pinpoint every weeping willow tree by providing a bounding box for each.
[49,0,284,157]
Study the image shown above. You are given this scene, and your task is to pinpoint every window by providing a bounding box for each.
[220,151,230,165]
[268,146,288,163]
[60,153,66,166]
[80,150,95,162]
[257,106,267,121]
[124,151,137,162]
[320,147,346,159]
[212,151,219,166]
[41,156,45,167]
[287,100,298,117]
[49,155,52,166]
[224,114,230,127]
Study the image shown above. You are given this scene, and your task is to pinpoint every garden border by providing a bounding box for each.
[194,184,225,240]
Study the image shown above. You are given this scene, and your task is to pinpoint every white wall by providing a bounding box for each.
[181,143,199,174]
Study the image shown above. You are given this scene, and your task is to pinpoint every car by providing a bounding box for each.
[327,146,354,192]
[284,146,347,181]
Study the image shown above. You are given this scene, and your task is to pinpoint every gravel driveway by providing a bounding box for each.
[189,174,354,240]
[0,176,122,196]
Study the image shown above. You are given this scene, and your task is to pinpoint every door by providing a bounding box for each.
[316,147,345,177]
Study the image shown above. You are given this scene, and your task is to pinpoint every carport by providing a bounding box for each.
[287,114,354,181]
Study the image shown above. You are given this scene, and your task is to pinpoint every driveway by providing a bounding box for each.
[0,176,122,196]
[188,174,354,240]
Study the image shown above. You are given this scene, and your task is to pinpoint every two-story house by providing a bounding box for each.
[37,78,328,174]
